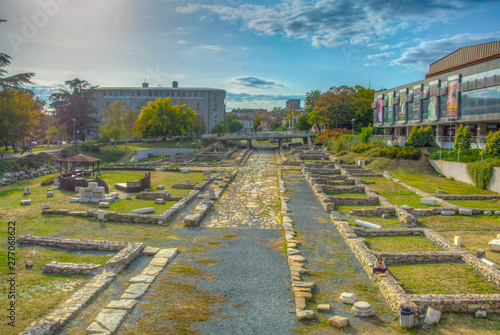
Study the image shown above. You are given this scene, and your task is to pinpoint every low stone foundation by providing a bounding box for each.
[350,207,396,217]
[44,261,102,275]
[135,192,183,201]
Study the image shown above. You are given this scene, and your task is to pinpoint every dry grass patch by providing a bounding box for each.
[389,263,499,294]
[365,236,441,252]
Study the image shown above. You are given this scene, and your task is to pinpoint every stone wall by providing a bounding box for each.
[434,194,500,200]
[44,261,102,275]
[135,192,183,201]
[316,185,365,194]
[171,183,196,189]
[20,235,144,335]
[350,207,396,217]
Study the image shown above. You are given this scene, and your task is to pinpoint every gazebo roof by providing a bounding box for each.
[58,154,101,163]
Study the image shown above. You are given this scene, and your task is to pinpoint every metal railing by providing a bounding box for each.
[202,130,317,139]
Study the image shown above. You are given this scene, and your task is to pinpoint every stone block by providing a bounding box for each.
[424,307,441,324]
[420,198,436,206]
[93,308,127,333]
[340,292,356,304]
[23,187,31,195]
[126,195,132,200]
[476,310,487,318]
[75,186,82,192]
[106,299,137,311]
[441,210,455,216]
[156,185,164,190]
[155,198,165,204]
[495,211,500,216]
[121,283,150,299]
[476,249,486,258]
[97,210,105,221]
[484,210,493,216]
[436,190,447,194]
[354,219,382,230]
[317,304,331,312]
[454,236,461,248]
[42,204,50,210]
[88,182,98,190]
[156,248,178,259]
[21,199,31,205]
[98,202,109,208]
[351,301,375,317]
[480,258,499,269]
[328,316,349,328]
[296,309,314,320]
[295,297,306,310]
[86,322,110,334]
[185,178,191,184]
[459,208,473,216]
[131,207,155,214]
[47,191,53,197]
[184,214,200,227]
[488,239,500,252]
[381,214,390,219]
[69,197,80,203]
[142,246,160,256]
[129,275,155,284]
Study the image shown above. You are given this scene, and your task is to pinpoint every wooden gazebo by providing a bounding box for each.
[58,154,101,176]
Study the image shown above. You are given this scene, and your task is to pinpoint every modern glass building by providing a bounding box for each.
[373,41,500,146]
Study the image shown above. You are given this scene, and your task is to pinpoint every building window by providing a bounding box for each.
[153,91,158,97]
[196,102,201,109]
[214,92,218,98]
[194,92,199,98]
[188,92,192,98]
[214,102,218,109]
[214,113,218,120]
[182,92,186,97]
[128,102,133,108]
[199,92,204,98]
[176,92,181,97]
[102,91,107,97]
[159,91,165,97]
[114,91,119,97]
[125,91,131,97]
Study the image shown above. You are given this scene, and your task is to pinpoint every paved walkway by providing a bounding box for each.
[203,149,281,229]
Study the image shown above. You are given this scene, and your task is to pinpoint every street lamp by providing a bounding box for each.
[77,130,80,144]
[30,133,33,155]
[351,118,356,134]
[71,118,76,146]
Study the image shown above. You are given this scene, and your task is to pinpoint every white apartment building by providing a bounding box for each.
[91,81,226,134]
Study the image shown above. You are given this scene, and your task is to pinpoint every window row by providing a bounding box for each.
[102,91,207,98]
[104,101,202,109]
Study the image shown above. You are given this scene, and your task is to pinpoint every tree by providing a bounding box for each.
[123,107,139,148]
[193,115,207,139]
[135,97,196,141]
[314,85,355,129]
[0,89,45,151]
[253,112,265,131]
[49,78,98,140]
[211,121,227,134]
[308,110,321,132]
[352,85,376,130]
[305,90,321,114]
[454,124,472,152]
[227,119,243,133]
[98,101,125,147]
[295,114,311,131]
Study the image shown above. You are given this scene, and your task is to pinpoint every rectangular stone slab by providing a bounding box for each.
[94,308,127,333]
[155,248,178,259]
[149,257,169,268]
[106,299,137,311]
[121,283,150,299]
[129,275,155,284]
[141,265,163,276]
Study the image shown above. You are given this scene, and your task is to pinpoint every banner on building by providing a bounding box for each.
[428,86,438,121]
[446,80,459,117]
[412,89,421,121]
[387,94,393,124]
[398,97,406,122]
[376,99,383,123]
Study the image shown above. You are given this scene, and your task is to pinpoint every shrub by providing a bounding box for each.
[454,124,472,152]
[484,130,500,157]
[408,125,435,147]
[378,146,421,160]
[358,124,373,144]
[466,162,493,189]
[350,143,375,153]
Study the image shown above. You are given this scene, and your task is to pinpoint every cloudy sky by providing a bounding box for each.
[1,0,500,110]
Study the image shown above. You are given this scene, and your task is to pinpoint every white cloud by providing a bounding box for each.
[368,52,393,60]
[391,32,500,70]
[177,40,188,44]
[230,76,286,89]
[176,0,500,48]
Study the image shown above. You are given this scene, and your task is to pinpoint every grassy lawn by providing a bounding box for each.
[418,213,500,230]
[365,177,433,208]
[344,216,404,229]
[109,198,176,214]
[438,230,500,265]
[326,192,366,197]
[448,199,500,209]
[365,236,441,252]
[391,170,497,195]
[389,263,500,294]
[334,205,378,213]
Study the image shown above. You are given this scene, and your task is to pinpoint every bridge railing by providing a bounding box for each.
[202,131,317,139]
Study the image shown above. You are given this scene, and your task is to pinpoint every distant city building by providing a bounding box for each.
[91,81,226,135]
[373,41,500,144]
[237,115,254,133]
[229,108,271,117]
[286,99,301,110]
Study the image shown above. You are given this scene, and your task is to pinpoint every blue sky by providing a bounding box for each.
[1,0,500,111]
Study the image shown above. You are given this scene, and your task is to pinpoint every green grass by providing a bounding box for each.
[108,198,176,214]
[418,213,500,230]
[448,199,500,209]
[389,263,500,294]
[365,236,441,252]
[334,205,378,213]
[326,192,366,197]
[391,169,497,195]
[366,177,433,208]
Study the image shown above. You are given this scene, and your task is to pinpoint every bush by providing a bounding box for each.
[358,124,373,144]
[454,124,472,152]
[408,125,435,147]
[378,146,421,160]
[466,161,493,189]
[485,130,500,157]
[350,143,375,153]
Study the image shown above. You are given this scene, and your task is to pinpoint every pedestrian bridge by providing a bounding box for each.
[202,131,316,148]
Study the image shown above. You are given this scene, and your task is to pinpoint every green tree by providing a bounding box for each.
[454,124,472,152]
[193,115,207,139]
[211,120,227,134]
[358,123,373,144]
[314,85,355,129]
[227,119,243,133]
[0,89,45,151]
[305,90,321,114]
[485,130,500,157]
[49,78,98,140]
[308,110,322,132]
[352,85,376,130]
[135,97,196,141]
[98,101,126,147]
[123,107,139,148]
[295,114,311,131]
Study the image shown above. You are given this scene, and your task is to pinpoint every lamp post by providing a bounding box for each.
[77,130,79,145]
[351,118,356,134]
[71,118,76,146]
[30,133,33,155]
